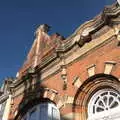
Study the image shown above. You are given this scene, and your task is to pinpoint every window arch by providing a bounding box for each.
[21,102,60,120]
[73,74,120,120]
[88,88,120,120]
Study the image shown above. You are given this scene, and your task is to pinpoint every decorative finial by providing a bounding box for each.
[35,24,50,36]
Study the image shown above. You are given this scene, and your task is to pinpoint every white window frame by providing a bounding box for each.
[88,89,120,120]
[22,102,60,120]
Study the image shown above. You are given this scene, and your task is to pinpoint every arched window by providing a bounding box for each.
[0,101,7,119]
[21,102,60,120]
[88,88,120,120]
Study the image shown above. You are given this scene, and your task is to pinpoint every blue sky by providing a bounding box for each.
[0,0,115,85]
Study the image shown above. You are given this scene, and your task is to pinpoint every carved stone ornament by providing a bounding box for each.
[35,24,50,35]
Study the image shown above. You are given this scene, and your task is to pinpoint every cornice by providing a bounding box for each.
[57,2,120,52]
[14,2,120,86]
[0,93,9,103]
[103,2,120,16]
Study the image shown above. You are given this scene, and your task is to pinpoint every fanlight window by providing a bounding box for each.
[90,90,120,114]
[21,102,60,120]
[88,89,120,120]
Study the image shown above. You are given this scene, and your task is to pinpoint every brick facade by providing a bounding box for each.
[1,2,120,120]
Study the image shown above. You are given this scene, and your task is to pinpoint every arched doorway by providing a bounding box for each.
[21,102,60,120]
[88,88,120,120]
[73,74,120,120]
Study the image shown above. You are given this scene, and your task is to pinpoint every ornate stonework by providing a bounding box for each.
[2,1,120,120]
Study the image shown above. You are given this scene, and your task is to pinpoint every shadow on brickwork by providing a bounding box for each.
[14,70,50,120]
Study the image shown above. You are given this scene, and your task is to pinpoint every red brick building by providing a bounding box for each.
[1,1,120,120]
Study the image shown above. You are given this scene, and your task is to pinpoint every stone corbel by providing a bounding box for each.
[79,27,93,46]
[60,57,67,90]
[61,67,67,90]
[114,26,120,45]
